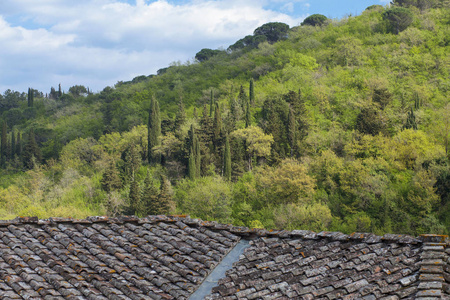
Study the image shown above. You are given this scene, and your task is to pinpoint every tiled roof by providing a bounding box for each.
[0,216,448,300]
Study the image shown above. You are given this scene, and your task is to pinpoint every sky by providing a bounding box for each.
[0,0,389,94]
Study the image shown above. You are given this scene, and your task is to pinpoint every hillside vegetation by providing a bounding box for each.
[0,1,449,235]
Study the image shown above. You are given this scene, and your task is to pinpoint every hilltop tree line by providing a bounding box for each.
[0,0,449,235]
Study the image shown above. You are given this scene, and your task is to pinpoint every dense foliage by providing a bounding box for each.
[0,3,449,235]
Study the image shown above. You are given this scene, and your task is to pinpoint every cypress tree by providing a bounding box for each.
[101,161,122,193]
[249,79,255,105]
[142,171,159,215]
[27,88,34,108]
[10,129,15,159]
[210,89,214,117]
[245,99,251,128]
[16,131,22,157]
[238,85,247,110]
[404,107,418,130]
[288,106,297,157]
[194,134,201,177]
[1,122,7,165]
[213,102,222,147]
[188,147,196,180]
[129,177,142,216]
[174,98,186,132]
[22,130,41,169]
[148,96,161,164]
[157,175,172,214]
[223,135,231,181]
[58,83,62,98]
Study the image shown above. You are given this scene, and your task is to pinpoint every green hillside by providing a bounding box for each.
[0,2,449,235]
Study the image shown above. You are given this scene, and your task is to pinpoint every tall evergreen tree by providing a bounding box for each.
[142,172,159,215]
[27,88,34,108]
[213,102,222,147]
[129,177,142,216]
[10,129,15,159]
[101,161,123,193]
[157,175,172,214]
[188,147,196,180]
[245,99,251,128]
[238,85,247,110]
[210,89,214,117]
[249,79,255,105]
[22,130,41,169]
[16,131,22,157]
[223,135,231,181]
[148,96,161,164]
[58,83,62,98]
[404,107,418,130]
[1,122,7,166]
[174,98,186,132]
[288,106,297,157]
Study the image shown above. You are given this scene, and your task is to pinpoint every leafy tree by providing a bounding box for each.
[301,14,328,26]
[253,22,290,43]
[231,126,274,170]
[383,7,414,34]
[195,48,224,62]
[373,88,392,109]
[175,176,232,223]
[356,106,385,136]
[228,35,267,51]
[68,85,88,97]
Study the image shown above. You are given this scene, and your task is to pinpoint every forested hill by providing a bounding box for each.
[0,1,449,235]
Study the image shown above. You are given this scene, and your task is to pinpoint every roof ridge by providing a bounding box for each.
[2,215,448,246]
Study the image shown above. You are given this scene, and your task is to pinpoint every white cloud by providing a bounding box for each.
[0,0,302,93]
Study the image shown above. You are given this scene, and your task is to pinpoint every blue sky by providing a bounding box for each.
[0,0,389,94]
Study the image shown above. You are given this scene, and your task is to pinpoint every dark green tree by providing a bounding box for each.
[288,106,297,157]
[0,122,6,166]
[142,172,159,215]
[373,88,392,110]
[213,102,222,147]
[16,131,21,157]
[27,88,34,108]
[245,99,251,128]
[188,147,196,180]
[356,106,385,136]
[249,79,255,105]
[129,178,142,216]
[195,48,223,62]
[210,89,214,117]
[404,107,418,130]
[122,144,142,183]
[174,98,186,132]
[383,7,414,34]
[22,130,42,169]
[253,22,289,43]
[223,135,231,181]
[10,129,15,159]
[101,161,123,193]
[58,83,62,98]
[148,96,161,164]
[238,85,247,110]
[157,175,172,215]
[301,14,328,26]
